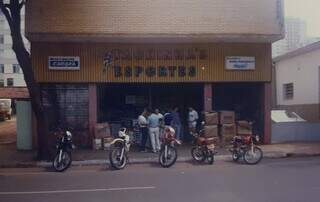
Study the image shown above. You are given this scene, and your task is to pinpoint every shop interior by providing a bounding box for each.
[97,83,203,140]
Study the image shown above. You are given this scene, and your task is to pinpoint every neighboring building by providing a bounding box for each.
[0,9,28,87]
[25,0,284,148]
[272,17,307,57]
[273,41,320,122]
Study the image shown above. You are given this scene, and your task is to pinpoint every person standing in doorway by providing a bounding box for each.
[148,109,162,153]
[164,108,173,126]
[171,107,182,141]
[138,108,148,152]
[188,107,199,133]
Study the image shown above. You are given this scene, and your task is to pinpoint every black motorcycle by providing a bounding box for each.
[52,127,74,172]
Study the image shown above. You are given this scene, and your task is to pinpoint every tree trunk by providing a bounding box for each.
[0,0,50,160]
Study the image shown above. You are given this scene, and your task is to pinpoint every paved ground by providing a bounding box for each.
[0,157,320,202]
[0,117,16,144]
[1,141,320,168]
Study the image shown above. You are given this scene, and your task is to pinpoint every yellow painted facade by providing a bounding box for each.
[32,43,271,83]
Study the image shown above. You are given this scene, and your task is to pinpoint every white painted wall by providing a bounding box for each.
[275,48,320,105]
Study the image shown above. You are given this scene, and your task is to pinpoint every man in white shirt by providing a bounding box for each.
[188,107,199,132]
[138,108,148,152]
[148,108,163,153]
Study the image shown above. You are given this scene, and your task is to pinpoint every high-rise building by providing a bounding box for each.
[0,8,28,87]
[272,17,307,57]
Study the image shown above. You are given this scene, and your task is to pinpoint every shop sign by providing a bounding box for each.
[48,56,80,70]
[225,56,255,70]
[112,65,197,78]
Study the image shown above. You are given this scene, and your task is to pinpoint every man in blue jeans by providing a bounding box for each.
[171,107,182,142]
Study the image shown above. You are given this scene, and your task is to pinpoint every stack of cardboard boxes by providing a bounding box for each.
[237,120,253,136]
[203,112,219,145]
[93,122,113,150]
[219,111,236,145]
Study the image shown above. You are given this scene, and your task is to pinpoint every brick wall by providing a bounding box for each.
[26,0,283,39]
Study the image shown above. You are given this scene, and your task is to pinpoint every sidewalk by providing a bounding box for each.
[1,142,320,168]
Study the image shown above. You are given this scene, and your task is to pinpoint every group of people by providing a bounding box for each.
[137,107,199,153]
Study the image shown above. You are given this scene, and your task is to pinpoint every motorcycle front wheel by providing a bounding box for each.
[191,147,205,162]
[109,147,127,170]
[53,150,72,172]
[244,146,263,165]
[159,145,178,168]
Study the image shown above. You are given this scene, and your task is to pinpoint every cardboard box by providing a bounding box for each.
[223,135,234,144]
[220,123,236,137]
[204,125,218,138]
[94,122,111,138]
[219,111,235,124]
[204,112,219,125]
[103,137,114,149]
[92,138,102,150]
[237,121,253,135]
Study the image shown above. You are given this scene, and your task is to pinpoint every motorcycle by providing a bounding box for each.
[229,134,263,165]
[109,128,131,170]
[159,126,181,168]
[52,127,74,172]
[190,122,217,164]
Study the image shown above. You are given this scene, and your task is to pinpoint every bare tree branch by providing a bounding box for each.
[0,1,13,27]
[19,0,25,10]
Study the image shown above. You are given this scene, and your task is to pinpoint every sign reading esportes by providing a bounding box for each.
[48,56,80,70]
[103,48,208,78]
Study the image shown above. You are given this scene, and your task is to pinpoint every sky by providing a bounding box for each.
[285,0,320,37]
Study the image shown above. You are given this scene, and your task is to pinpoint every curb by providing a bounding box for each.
[1,151,316,169]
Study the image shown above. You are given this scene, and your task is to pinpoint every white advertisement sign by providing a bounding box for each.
[225,56,255,70]
[48,56,80,70]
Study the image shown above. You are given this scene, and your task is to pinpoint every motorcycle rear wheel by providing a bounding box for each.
[159,145,178,168]
[109,147,127,170]
[244,146,263,165]
[206,152,214,165]
[232,152,240,162]
[191,147,205,162]
[53,150,72,172]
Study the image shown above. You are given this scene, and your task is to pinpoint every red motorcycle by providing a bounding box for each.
[229,122,263,165]
[190,123,217,164]
[159,126,181,168]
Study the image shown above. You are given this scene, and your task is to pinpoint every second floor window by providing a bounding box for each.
[0,64,4,73]
[0,35,3,44]
[13,64,20,73]
[7,78,14,87]
[0,79,4,87]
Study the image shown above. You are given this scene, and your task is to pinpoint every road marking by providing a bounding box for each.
[0,186,156,195]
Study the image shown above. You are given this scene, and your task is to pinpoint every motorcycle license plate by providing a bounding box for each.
[207,144,215,150]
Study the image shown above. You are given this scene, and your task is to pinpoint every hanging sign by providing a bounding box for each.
[225,56,255,70]
[48,56,80,70]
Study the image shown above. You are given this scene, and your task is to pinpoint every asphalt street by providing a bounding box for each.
[0,157,320,202]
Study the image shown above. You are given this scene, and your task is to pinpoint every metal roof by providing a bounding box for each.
[273,41,320,62]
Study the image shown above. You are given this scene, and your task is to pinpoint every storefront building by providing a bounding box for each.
[26,0,284,148]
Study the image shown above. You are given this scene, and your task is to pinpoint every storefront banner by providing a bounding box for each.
[48,56,80,70]
[225,56,255,70]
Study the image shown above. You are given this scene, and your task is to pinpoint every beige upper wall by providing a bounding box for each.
[25,0,284,42]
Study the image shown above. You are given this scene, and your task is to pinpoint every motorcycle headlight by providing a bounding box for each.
[255,135,260,142]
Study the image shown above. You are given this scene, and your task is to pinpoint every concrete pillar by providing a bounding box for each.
[88,84,97,142]
[204,83,212,112]
[263,83,272,144]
